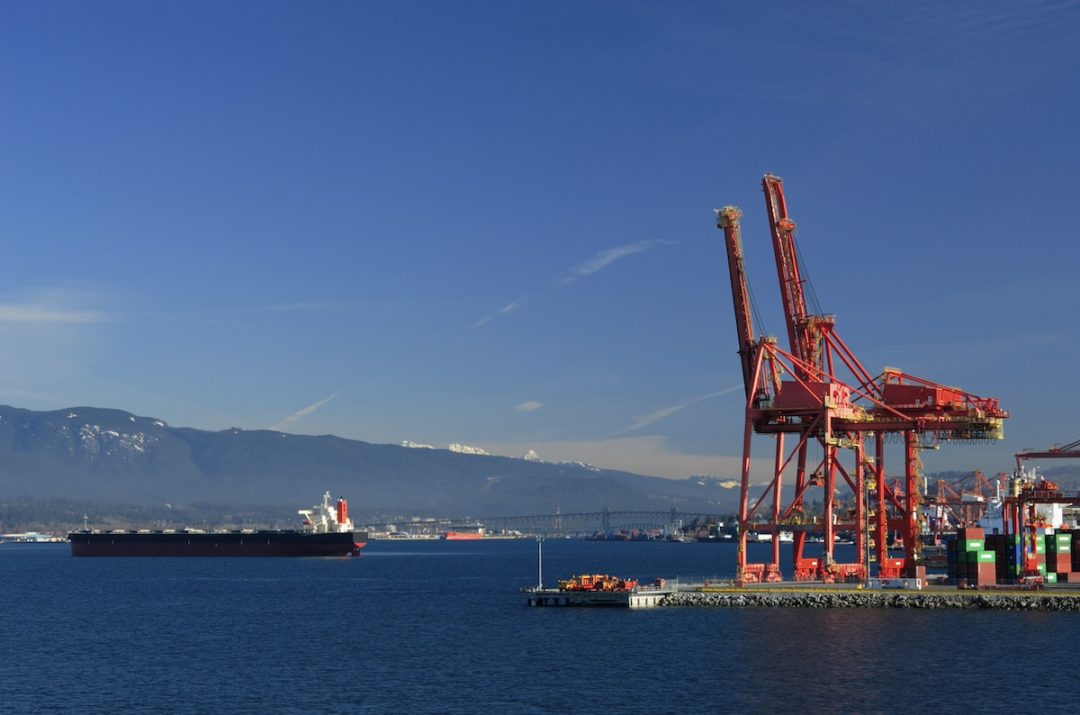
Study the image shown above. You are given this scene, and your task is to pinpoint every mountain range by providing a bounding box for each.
[0,405,744,520]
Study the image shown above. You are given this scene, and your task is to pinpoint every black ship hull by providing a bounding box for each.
[68,529,368,557]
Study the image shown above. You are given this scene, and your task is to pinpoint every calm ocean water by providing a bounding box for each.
[2,540,1077,714]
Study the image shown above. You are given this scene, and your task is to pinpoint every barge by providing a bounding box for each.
[524,574,674,608]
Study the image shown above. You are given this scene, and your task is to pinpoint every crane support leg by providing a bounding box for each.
[769,433,785,581]
[903,431,919,577]
[854,437,867,578]
[736,413,754,584]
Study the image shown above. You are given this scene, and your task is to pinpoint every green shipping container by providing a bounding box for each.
[1038,563,1047,575]
[1045,536,1071,554]
[1056,534,1071,546]
[1046,573,1058,584]
[965,539,984,552]
[977,551,996,563]
[1035,540,1046,554]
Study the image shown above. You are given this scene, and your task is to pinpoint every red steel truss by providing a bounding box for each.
[716,176,1007,584]
[1014,437,1080,472]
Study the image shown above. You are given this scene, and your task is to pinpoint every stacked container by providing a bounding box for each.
[947,527,996,586]
[1031,531,1047,576]
[1073,531,1080,573]
[950,528,1076,585]
[985,533,1022,582]
[1046,531,1072,583]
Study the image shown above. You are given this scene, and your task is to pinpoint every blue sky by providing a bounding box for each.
[2,1,1079,479]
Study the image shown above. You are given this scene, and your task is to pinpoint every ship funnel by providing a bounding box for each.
[336,498,348,526]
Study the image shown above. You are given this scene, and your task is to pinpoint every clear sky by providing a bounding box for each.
[2,1,1079,479]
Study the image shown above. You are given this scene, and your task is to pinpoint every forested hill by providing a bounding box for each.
[0,405,743,518]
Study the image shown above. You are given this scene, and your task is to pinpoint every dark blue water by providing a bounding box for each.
[2,540,1077,714]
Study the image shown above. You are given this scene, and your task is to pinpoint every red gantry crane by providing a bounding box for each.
[1006,438,1080,576]
[717,175,1008,584]
[1014,437,1080,473]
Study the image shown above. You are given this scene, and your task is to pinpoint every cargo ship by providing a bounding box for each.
[69,492,367,557]
[441,522,485,540]
[442,530,484,540]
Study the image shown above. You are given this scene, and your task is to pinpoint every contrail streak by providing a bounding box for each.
[271,392,339,431]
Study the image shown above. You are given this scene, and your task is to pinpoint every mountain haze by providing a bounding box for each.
[0,406,741,517]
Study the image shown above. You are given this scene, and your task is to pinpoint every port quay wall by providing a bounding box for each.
[660,590,1080,611]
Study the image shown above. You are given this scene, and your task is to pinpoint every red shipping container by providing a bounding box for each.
[961,527,985,540]
[977,563,996,585]
[1053,554,1071,573]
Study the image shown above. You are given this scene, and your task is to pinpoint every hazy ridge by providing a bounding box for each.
[0,405,743,526]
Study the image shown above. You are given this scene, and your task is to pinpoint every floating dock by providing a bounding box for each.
[524,584,673,608]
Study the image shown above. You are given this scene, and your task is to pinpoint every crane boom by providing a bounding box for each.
[762,175,810,364]
[1014,437,1080,472]
[716,206,757,398]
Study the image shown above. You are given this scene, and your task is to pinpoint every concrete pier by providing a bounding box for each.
[660,587,1080,610]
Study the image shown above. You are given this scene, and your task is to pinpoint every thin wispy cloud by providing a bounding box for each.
[0,305,104,323]
[620,384,743,434]
[515,401,544,413]
[474,296,528,328]
[0,289,108,324]
[271,392,339,431]
[560,240,661,285]
[474,239,674,327]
